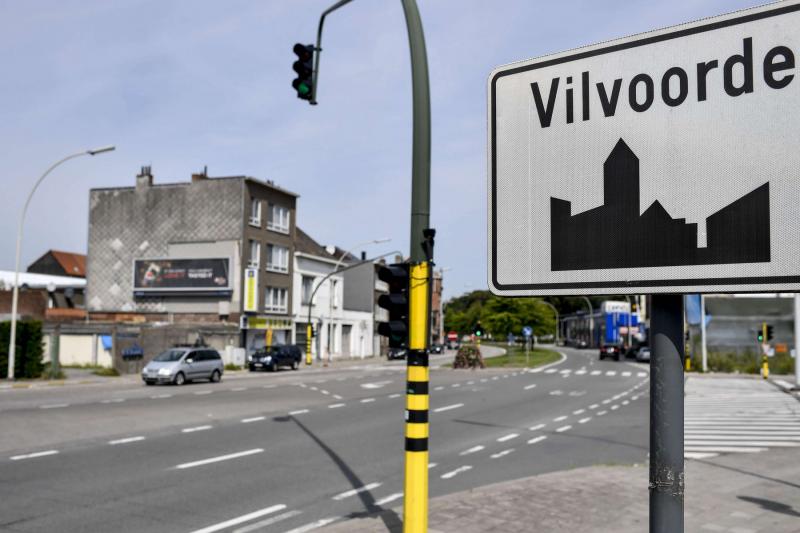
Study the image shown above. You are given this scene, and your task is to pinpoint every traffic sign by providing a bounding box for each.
[488,2,800,296]
[522,326,533,338]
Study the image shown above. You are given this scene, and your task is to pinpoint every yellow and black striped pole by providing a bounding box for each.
[306,324,313,366]
[404,261,430,532]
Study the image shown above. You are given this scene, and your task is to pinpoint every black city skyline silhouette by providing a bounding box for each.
[550,139,770,271]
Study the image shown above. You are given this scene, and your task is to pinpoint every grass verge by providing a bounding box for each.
[483,344,561,368]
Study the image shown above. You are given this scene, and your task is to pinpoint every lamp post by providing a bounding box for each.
[624,295,633,349]
[325,238,390,362]
[434,267,451,346]
[581,296,594,348]
[6,146,115,380]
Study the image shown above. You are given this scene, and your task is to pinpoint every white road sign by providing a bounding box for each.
[488,2,800,296]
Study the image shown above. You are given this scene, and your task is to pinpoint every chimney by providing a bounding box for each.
[136,166,153,190]
[361,251,366,260]
[191,166,208,183]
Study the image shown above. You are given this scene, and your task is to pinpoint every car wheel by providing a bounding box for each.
[291,360,299,371]
[614,354,620,362]
[210,370,221,383]
[144,380,155,386]
[599,354,604,361]
[269,361,278,372]
[174,372,186,386]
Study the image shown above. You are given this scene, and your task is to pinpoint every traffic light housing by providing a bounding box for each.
[766,324,774,342]
[473,323,484,338]
[292,43,314,101]
[377,263,410,348]
[757,323,764,343]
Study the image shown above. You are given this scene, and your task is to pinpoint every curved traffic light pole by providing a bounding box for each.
[303,250,401,366]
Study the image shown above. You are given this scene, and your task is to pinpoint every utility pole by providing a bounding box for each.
[700,295,708,373]
[795,294,800,389]
[649,295,684,532]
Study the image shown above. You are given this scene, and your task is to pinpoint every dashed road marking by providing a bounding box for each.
[428,462,438,469]
[434,403,464,413]
[328,403,345,409]
[590,370,601,376]
[434,386,444,391]
[332,482,381,501]
[241,416,265,424]
[611,405,620,410]
[553,416,567,422]
[151,394,172,399]
[389,393,402,399]
[589,404,599,409]
[622,400,630,406]
[101,398,125,404]
[188,504,287,533]
[360,398,375,403]
[289,409,309,415]
[460,445,485,456]
[544,369,557,374]
[195,391,213,395]
[528,436,547,445]
[491,449,515,459]
[182,425,212,433]
[638,372,648,377]
[375,493,403,506]
[175,448,264,470]
[10,450,59,461]
[231,387,247,392]
[579,417,592,424]
[441,465,472,479]
[321,390,330,395]
[605,371,617,377]
[573,409,585,415]
[497,433,519,442]
[622,372,632,377]
[109,436,145,445]
[333,394,343,400]
[549,390,563,396]
[598,410,608,416]
[232,510,302,533]
[529,424,546,431]
[524,384,537,390]
[284,517,340,533]
[40,403,69,409]
[556,425,572,433]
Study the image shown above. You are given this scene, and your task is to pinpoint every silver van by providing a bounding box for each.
[142,347,224,386]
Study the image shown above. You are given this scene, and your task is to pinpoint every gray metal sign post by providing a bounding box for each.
[649,295,684,532]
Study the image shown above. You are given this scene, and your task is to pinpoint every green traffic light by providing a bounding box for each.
[298,83,310,95]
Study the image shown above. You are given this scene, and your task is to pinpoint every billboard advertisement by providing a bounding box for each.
[133,258,231,294]
[244,267,258,312]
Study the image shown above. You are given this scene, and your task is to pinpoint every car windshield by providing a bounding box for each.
[153,349,186,362]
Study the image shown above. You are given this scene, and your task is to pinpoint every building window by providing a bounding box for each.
[267,204,291,234]
[301,275,314,305]
[266,244,289,273]
[331,279,339,308]
[249,198,261,227]
[265,287,288,313]
[248,240,261,268]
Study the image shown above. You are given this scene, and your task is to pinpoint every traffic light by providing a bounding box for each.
[473,323,484,338]
[757,323,764,343]
[377,263,410,348]
[766,324,774,342]
[292,43,314,101]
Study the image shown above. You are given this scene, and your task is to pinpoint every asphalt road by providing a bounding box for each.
[0,346,651,533]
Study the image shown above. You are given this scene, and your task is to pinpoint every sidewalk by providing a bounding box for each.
[322,447,800,533]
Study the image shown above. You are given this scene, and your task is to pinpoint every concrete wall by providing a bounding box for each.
[42,334,113,368]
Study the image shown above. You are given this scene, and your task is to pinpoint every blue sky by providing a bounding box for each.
[0,0,759,299]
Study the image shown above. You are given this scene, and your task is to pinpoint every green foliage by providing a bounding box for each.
[92,367,120,377]
[688,351,795,374]
[443,291,555,339]
[453,344,485,369]
[483,345,561,368]
[0,320,45,379]
[224,363,243,371]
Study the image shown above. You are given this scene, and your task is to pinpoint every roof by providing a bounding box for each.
[91,174,299,198]
[0,271,86,290]
[50,250,86,277]
[295,227,337,260]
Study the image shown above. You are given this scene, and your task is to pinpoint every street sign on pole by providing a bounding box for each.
[522,325,533,338]
[488,2,800,297]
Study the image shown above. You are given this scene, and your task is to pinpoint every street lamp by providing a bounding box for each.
[434,267,451,345]
[540,300,560,345]
[326,238,390,362]
[580,296,594,347]
[6,146,115,380]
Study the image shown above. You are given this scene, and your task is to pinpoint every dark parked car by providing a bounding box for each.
[248,345,302,372]
[599,342,624,361]
[430,343,444,354]
[387,347,407,360]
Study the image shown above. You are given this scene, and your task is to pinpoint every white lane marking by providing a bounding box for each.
[529,424,546,431]
[375,493,403,506]
[559,369,571,374]
[182,425,213,433]
[684,446,767,453]
[573,409,585,415]
[524,384,537,390]
[320,390,330,395]
[361,381,392,389]
[553,416,568,422]
[611,405,620,411]
[332,482,382,501]
[579,417,592,424]
[188,504,287,533]
[684,452,719,460]
[40,403,69,409]
[289,409,309,415]
[602,399,611,404]
[109,436,145,445]
[491,449,515,459]
[576,370,587,375]
[549,390,563,396]
[452,383,461,388]
[428,462,438,469]
[433,403,464,413]
[434,386,445,391]
[241,416,266,424]
[622,400,630,406]
[10,450,59,461]
[605,371,617,376]
[497,433,519,442]
[195,390,213,395]
[328,403,346,409]
[556,425,572,433]
[232,510,302,533]
[299,383,308,388]
[480,379,488,383]
[638,372,648,377]
[176,448,264,470]
[632,396,640,401]
[622,372,632,377]
[231,387,247,392]
[597,410,608,416]
[441,465,472,479]
[310,386,318,391]
[589,404,599,409]
[333,394,343,400]
[492,376,499,380]
[544,369,557,374]
[389,393,402,399]
[467,381,475,385]
[460,445,485,456]
[151,394,172,399]
[528,436,547,445]
[284,517,340,533]
[590,370,601,376]
[360,398,375,403]
[101,398,125,404]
